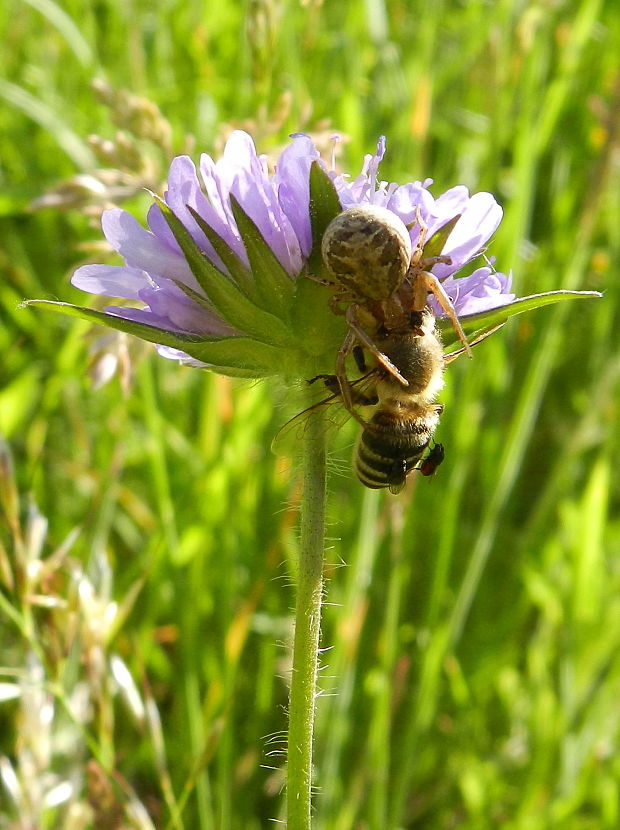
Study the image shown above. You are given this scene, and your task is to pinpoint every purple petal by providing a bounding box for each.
[432,192,503,279]
[101,209,197,288]
[197,154,250,263]
[333,136,390,206]
[386,182,436,230]
[138,283,237,336]
[161,155,244,275]
[272,134,320,257]
[146,201,179,251]
[72,263,147,299]
[105,289,236,337]
[199,134,290,270]
[364,136,387,194]
[105,304,178,330]
[429,186,472,227]
[155,345,210,367]
[221,135,303,274]
[430,267,515,317]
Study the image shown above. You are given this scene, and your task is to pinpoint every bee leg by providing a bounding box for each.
[412,270,472,357]
[334,331,376,428]
[336,328,358,413]
[344,306,410,387]
[353,390,379,406]
[352,345,367,373]
[307,373,339,391]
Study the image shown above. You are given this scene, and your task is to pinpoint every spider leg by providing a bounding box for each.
[344,305,410,387]
[336,328,361,416]
[412,271,472,357]
[334,335,373,427]
[352,345,367,373]
[329,289,359,316]
[408,207,428,270]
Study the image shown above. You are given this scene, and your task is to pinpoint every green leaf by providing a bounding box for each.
[230,194,295,320]
[171,280,227,318]
[438,290,602,351]
[185,204,258,302]
[23,299,213,348]
[155,196,294,347]
[178,337,284,375]
[422,215,461,260]
[307,160,342,275]
[208,365,271,379]
[23,300,284,376]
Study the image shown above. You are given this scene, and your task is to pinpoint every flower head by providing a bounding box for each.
[31,132,599,379]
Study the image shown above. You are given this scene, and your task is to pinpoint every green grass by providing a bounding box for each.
[1,0,619,827]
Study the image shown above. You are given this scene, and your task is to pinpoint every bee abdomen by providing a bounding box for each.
[355,439,426,490]
[354,406,440,491]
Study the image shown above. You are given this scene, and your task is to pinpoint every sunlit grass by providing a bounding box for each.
[0,0,618,828]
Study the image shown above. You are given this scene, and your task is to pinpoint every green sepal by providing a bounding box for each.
[168,280,293,366]
[23,300,284,375]
[208,365,272,379]
[422,214,461,260]
[170,280,218,315]
[229,194,295,320]
[177,337,284,375]
[155,196,294,347]
[290,274,346,363]
[23,299,211,348]
[307,160,342,275]
[185,204,258,302]
[438,290,603,351]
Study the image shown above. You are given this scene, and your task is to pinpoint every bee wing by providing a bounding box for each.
[271,392,347,457]
[271,372,379,457]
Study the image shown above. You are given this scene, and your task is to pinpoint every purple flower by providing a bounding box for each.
[68,131,514,374]
[27,130,600,379]
[73,134,318,341]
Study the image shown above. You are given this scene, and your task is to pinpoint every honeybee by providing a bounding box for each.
[275,305,447,494]
[352,307,445,493]
[274,203,498,492]
[320,203,471,412]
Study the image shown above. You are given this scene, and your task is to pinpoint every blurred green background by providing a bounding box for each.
[1,0,619,828]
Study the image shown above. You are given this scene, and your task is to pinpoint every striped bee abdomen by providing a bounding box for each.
[354,400,442,494]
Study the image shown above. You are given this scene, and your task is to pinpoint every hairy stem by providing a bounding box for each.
[287,402,327,829]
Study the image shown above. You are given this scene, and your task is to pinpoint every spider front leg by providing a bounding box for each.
[334,329,375,428]
[328,290,359,316]
[343,305,410,387]
[411,270,472,357]
[303,270,361,313]
[409,208,454,271]
[336,328,359,413]
[409,207,429,270]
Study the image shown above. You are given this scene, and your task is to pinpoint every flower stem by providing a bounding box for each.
[287,401,327,829]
